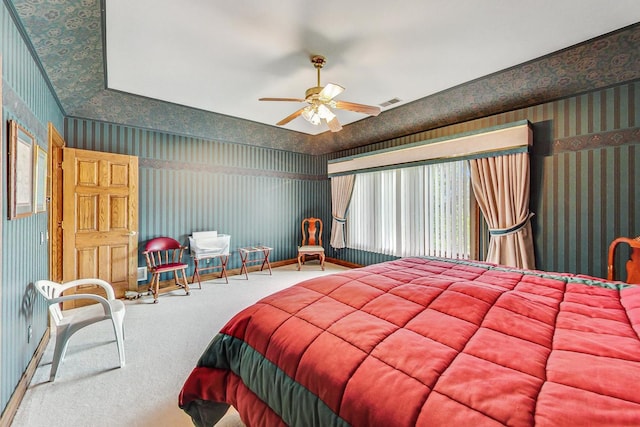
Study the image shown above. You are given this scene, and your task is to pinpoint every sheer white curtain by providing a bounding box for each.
[330,175,356,249]
[469,152,535,269]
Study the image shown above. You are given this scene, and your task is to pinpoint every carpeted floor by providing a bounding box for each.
[11,261,348,427]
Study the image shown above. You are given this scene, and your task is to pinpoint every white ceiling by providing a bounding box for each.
[105,1,640,135]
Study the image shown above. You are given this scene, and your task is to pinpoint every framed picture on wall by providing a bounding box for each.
[8,120,35,219]
[34,145,48,213]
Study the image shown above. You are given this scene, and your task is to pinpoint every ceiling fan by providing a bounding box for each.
[259,55,381,132]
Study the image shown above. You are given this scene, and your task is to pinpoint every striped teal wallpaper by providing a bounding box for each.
[525,85,638,279]
[64,119,332,278]
[1,0,64,415]
[534,144,638,277]
[330,81,640,280]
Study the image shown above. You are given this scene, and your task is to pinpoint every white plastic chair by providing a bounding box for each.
[35,278,126,381]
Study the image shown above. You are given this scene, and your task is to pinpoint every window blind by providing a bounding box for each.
[347,161,470,258]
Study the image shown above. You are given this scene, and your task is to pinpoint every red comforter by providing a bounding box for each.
[179,257,640,426]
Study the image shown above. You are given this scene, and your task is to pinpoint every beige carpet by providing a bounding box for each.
[11,261,348,427]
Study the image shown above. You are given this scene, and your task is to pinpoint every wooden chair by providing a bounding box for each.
[35,278,125,381]
[607,235,640,284]
[143,237,190,303]
[297,217,325,270]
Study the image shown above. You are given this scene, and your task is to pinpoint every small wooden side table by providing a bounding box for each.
[238,246,273,279]
[191,253,229,286]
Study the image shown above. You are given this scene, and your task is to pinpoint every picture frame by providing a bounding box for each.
[8,120,35,219]
[34,145,48,213]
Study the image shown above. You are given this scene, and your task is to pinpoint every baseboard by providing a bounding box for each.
[325,257,363,269]
[197,257,361,280]
[0,328,50,427]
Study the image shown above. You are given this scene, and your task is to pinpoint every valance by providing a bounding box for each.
[328,120,532,177]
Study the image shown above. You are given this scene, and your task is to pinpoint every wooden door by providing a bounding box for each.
[62,148,138,307]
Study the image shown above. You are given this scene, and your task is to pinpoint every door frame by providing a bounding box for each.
[48,123,65,282]
[0,54,4,402]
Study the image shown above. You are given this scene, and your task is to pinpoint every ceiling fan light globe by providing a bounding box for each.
[317,104,335,121]
[301,106,321,125]
[310,114,321,125]
[301,106,314,122]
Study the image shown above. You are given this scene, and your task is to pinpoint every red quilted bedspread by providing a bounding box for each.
[179,257,640,426]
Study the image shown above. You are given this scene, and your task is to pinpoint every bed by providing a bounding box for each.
[179,257,640,426]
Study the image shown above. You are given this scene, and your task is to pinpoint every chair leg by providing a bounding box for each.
[148,273,154,299]
[320,253,325,270]
[111,315,126,368]
[220,256,229,284]
[152,273,160,303]
[173,270,180,287]
[50,326,72,381]
[297,253,303,270]
[180,269,190,295]
[191,259,202,289]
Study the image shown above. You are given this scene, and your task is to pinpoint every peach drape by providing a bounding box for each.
[330,175,356,249]
[469,153,535,269]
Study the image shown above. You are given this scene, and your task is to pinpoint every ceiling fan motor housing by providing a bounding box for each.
[305,86,323,100]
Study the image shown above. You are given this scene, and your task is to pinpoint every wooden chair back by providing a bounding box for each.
[143,237,185,270]
[607,236,640,284]
[301,217,323,246]
[298,217,325,271]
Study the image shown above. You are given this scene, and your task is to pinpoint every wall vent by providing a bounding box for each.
[137,267,147,282]
[379,97,402,107]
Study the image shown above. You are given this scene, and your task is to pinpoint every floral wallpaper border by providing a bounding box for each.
[139,158,327,181]
[553,127,640,154]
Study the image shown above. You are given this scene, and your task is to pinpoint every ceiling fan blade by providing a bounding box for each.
[318,83,344,102]
[326,116,343,132]
[276,107,305,126]
[334,100,381,116]
[259,97,305,102]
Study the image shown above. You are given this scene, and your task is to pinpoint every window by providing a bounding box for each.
[346,160,472,259]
